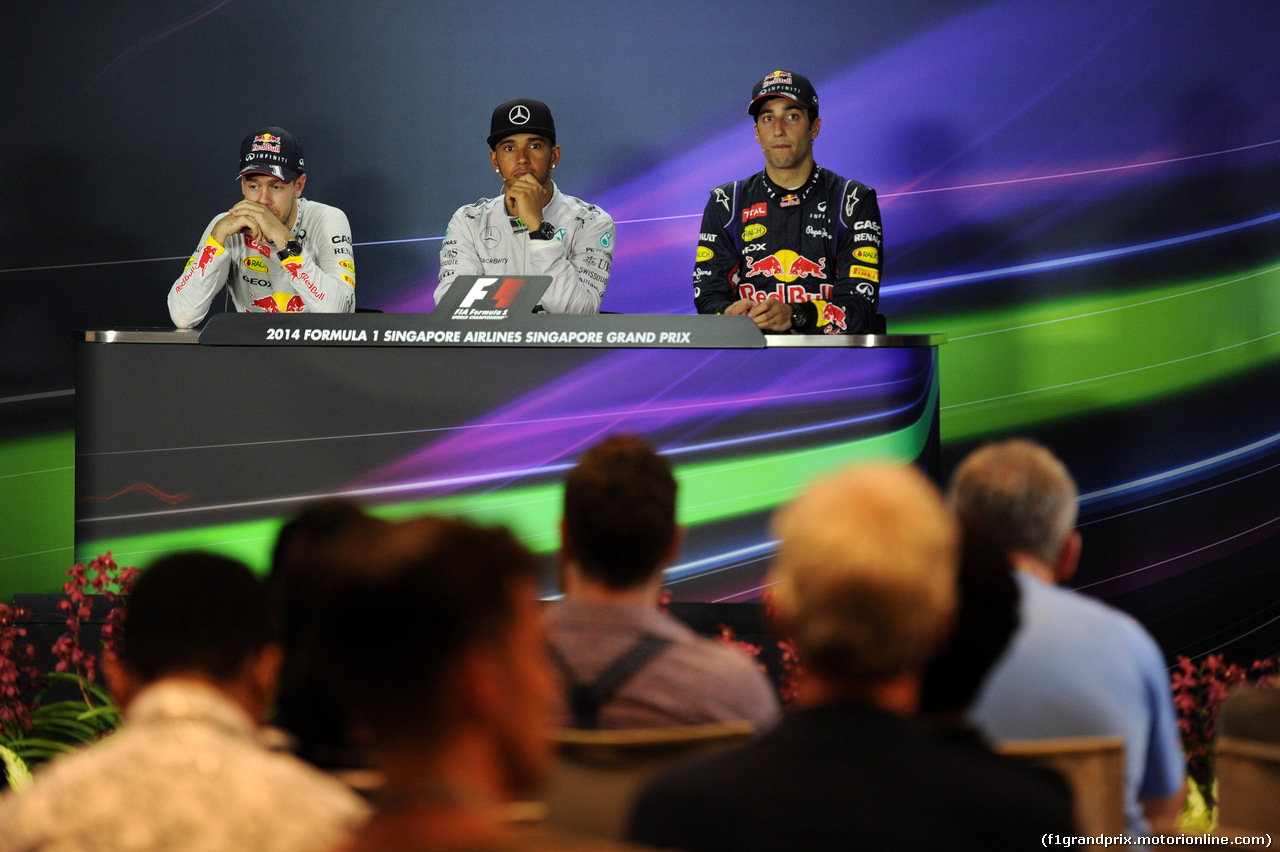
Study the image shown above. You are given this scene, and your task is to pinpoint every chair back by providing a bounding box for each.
[996,735,1126,846]
[542,721,754,839]
[1215,736,1280,835]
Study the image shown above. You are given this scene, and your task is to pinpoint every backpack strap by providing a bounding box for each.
[548,634,674,729]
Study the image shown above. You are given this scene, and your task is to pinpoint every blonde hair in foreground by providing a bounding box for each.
[769,464,959,681]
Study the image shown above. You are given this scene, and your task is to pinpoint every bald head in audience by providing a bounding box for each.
[948,437,1081,582]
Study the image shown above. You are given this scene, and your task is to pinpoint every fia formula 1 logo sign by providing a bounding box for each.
[452,277,529,320]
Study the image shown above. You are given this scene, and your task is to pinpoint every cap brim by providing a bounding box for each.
[487,128,556,149]
[749,93,807,116]
[236,163,299,183]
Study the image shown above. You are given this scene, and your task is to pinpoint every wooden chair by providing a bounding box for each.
[1214,736,1280,836]
[540,721,755,839]
[995,735,1126,847]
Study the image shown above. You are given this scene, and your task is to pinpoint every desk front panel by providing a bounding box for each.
[76,341,939,600]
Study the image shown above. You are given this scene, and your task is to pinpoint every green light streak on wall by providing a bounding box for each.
[894,261,1280,441]
[77,371,938,572]
[0,432,75,604]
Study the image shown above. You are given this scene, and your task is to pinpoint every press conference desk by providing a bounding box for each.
[76,314,944,601]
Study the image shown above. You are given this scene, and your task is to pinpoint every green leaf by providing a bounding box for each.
[5,737,80,761]
[77,706,123,724]
[0,744,33,792]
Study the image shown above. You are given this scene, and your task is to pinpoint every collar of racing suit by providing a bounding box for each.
[760,165,824,204]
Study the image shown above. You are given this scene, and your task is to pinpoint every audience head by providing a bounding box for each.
[948,438,1080,579]
[270,498,373,636]
[314,510,553,797]
[769,463,959,685]
[561,434,679,590]
[109,551,276,717]
[269,499,381,766]
[920,524,1022,721]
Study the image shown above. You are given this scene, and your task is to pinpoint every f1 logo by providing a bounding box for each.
[459,277,527,309]
[459,277,498,308]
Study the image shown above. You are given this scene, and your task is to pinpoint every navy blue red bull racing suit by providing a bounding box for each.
[692,165,883,334]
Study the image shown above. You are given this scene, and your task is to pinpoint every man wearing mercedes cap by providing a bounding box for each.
[168,126,355,328]
[693,71,884,334]
[436,99,614,314]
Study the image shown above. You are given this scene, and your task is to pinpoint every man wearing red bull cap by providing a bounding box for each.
[436,99,614,313]
[168,126,355,327]
[693,71,884,334]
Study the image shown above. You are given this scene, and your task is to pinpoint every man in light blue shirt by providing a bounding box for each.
[950,439,1186,839]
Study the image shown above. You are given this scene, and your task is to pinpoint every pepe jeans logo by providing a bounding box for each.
[509,104,530,124]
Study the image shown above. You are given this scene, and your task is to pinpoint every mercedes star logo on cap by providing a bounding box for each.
[509,104,530,124]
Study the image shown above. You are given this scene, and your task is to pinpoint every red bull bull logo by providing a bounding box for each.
[251,133,282,153]
[196,242,222,274]
[744,250,826,282]
[745,254,785,277]
[818,300,847,334]
[762,70,792,86]
[282,258,303,280]
[249,293,306,313]
[780,194,800,207]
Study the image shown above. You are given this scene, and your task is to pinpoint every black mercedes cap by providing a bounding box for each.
[488,99,556,149]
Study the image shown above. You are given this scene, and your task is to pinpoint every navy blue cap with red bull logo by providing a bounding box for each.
[749,70,819,118]
[237,126,305,183]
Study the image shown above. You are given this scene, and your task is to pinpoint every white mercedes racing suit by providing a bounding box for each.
[435,182,613,314]
[168,196,356,328]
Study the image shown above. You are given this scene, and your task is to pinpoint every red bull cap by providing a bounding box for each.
[238,125,305,183]
[749,70,819,118]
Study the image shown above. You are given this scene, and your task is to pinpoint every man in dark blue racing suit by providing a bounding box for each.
[693,70,884,334]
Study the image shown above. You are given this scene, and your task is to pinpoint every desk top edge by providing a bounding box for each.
[83,327,946,348]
